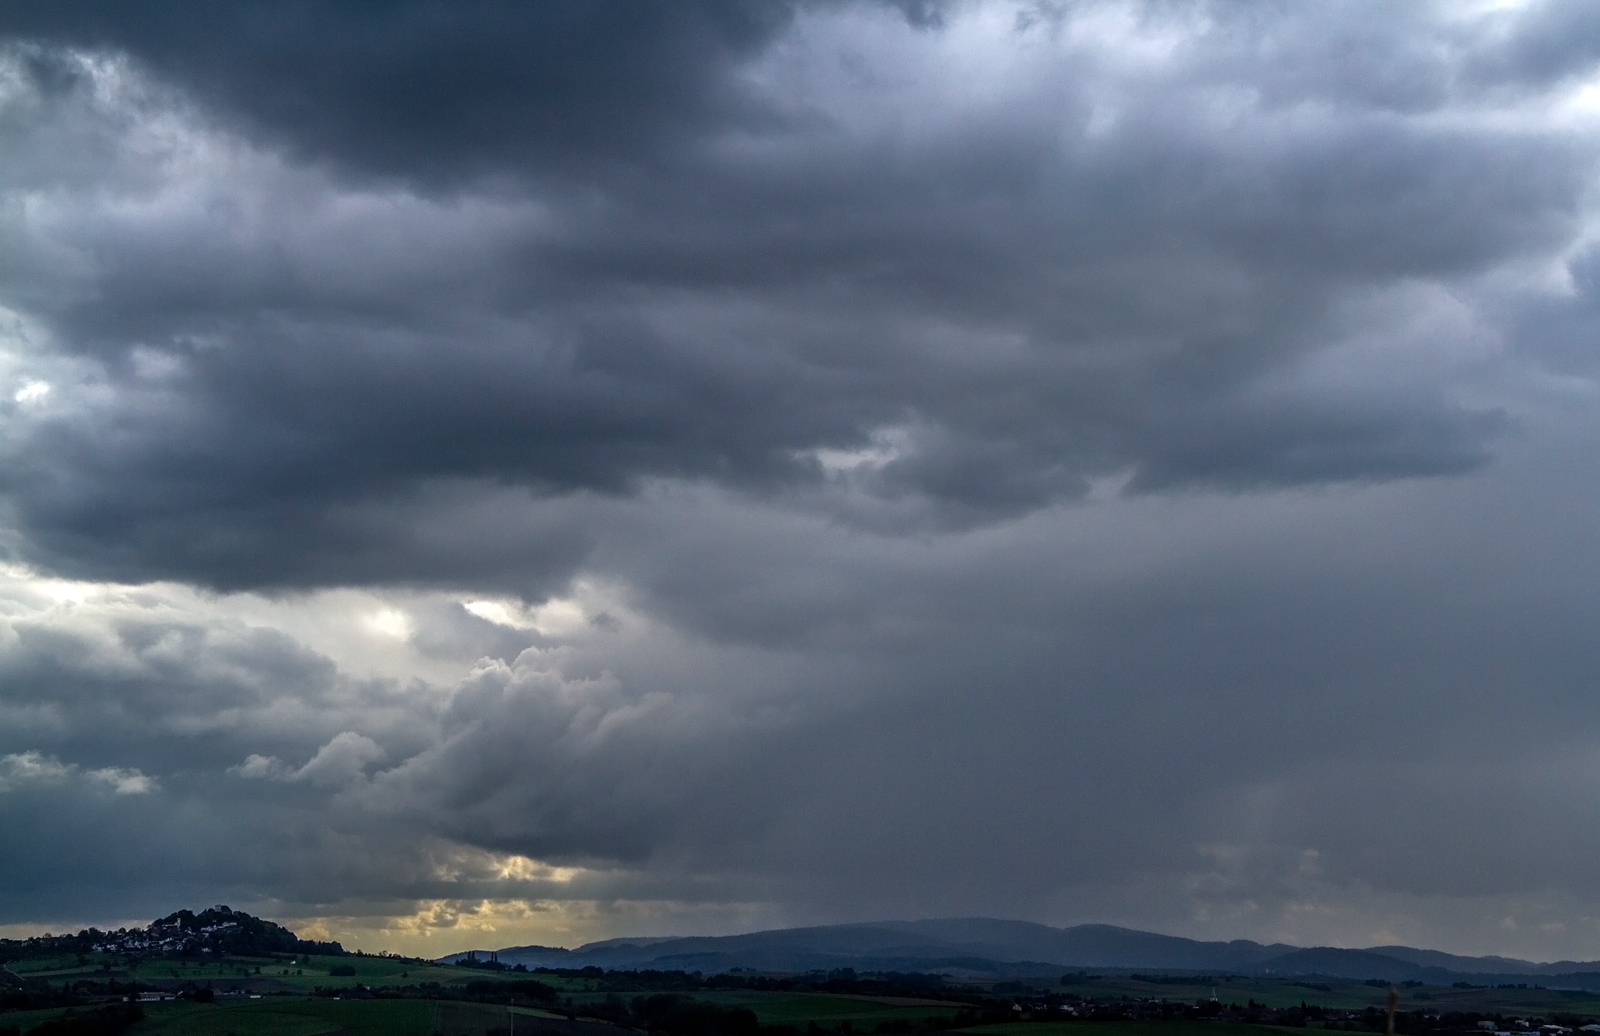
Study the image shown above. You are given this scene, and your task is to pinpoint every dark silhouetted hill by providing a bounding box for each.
[438,918,1600,988]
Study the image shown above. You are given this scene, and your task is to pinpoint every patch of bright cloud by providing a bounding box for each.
[0,751,73,789]
[464,583,624,637]
[230,734,386,787]
[363,607,411,640]
[87,767,156,795]
[809,427,910,475]
[0,751,154,794]
[228,754,294,780]
[427,847,587,885]
[291,732,386,788]
[13,381,49,404]
[462,599,525,628]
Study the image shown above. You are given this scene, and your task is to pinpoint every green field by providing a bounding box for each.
[128,1000,343,1036]
[5,993,1594,1036]
[434,1000,515,1036]
[1052,976,1377,1010]
[13,959,1600,1036]
[521,974,598,992]
[692,989,969,1026]
[128,997,435,1036]
[8,955,111,977]
[966,1024,1304,1036]
[0,1005,85,1031]
[1396,985,1600,1016]
[211,953,466,991]
[559,987,967,1027]
[3,951,467,994]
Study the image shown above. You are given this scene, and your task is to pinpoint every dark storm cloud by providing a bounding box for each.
[2,1,1595,589]
[0,0,804,184]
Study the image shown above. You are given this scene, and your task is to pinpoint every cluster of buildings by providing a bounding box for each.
[89,921,240,955]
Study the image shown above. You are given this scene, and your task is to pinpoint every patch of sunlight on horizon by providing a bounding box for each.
[276,897,786,959]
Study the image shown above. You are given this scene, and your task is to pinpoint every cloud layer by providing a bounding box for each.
[2,0,1600,959]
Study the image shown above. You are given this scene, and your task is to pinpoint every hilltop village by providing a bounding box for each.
[17,906,345,962]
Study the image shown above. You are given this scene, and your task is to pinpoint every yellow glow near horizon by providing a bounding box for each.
[271,895,782,959]
[278,900,624,957]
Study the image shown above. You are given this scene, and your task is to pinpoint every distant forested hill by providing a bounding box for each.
[440,918,1600,988]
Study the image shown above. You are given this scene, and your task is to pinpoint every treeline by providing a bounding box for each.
[0,934,100,961]
[707,971,955,997]
[2,990,86,1014]
[446,980,984,1036]
[523,967,973,1002]
[556,988,1008,1036]
[307,979,564,1005]
[590,994,761,1036]
[463,979,561,1005]
[512,992,771,1036]
[1123,973,1234,985]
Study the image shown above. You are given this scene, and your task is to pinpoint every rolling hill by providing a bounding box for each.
[439,918,1600,988]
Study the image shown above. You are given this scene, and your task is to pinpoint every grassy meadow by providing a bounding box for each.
[123,997,435,1036]
[14,948,1600,1036]
[691,989,969,1027]
[965,1024,1309,1036]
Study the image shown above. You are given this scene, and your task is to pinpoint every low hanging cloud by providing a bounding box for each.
[233,732,386,788]
[0,751,154,795]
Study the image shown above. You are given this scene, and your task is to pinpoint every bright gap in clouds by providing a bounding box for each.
[13,380,47,403]
[363,607,411,640]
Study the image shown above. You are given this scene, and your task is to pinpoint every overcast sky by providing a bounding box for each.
[4,0,1600,961]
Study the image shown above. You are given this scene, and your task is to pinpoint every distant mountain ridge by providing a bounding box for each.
[437,918,1600,989]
